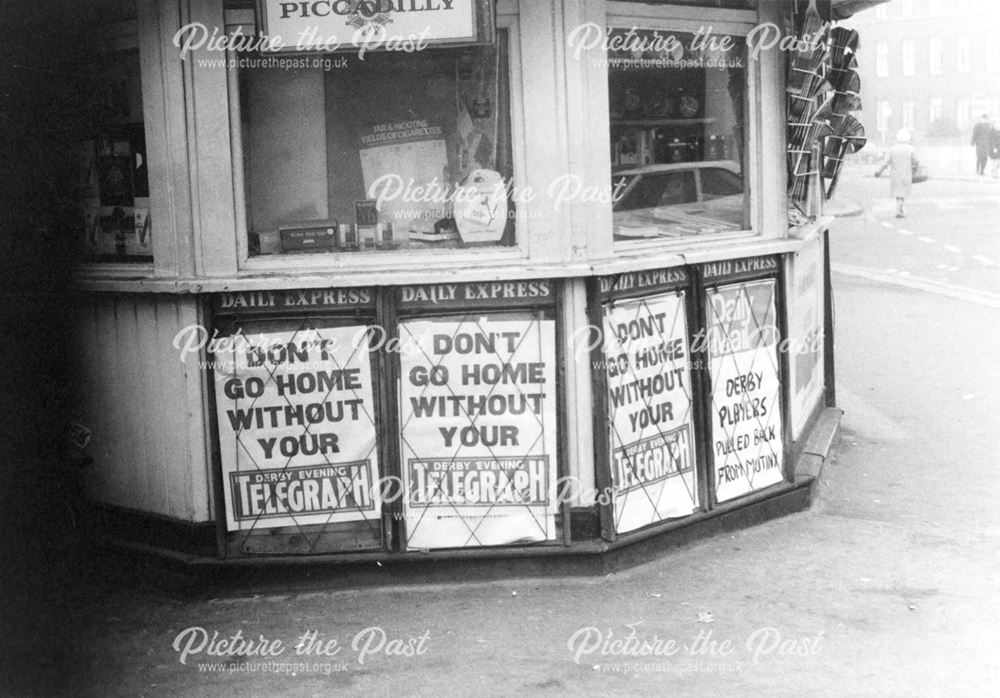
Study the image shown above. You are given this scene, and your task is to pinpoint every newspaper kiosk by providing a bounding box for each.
[69,0,862,562]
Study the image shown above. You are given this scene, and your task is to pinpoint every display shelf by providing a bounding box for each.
[611,117,718,127]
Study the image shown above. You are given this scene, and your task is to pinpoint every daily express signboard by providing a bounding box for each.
[256,0,491,53]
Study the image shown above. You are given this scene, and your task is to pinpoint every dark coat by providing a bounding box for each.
[972,121,993,157]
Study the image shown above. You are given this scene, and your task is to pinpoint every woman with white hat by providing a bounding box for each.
[874,129,919,218]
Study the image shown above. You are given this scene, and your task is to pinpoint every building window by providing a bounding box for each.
[988,41,1000,72]
[902,101,915,129]
[957,37,971,73]
[877,100,892,137]
[876,41,889,77]
[239,32,515,256]
[900,0,913,17]
[606,27,749,241]
[929,98,943,122]
[902,39,915,76]
[875,4,888,19]
[929,38,942,74]
[957,99,971,130]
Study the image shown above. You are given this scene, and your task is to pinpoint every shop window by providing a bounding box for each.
[606,27,749,241]
[74,45,153,263]
[239,32,514,257]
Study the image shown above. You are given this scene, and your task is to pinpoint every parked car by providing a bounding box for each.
[612,161,747,238]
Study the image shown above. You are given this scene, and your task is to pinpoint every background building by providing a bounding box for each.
[846,0,1000,166]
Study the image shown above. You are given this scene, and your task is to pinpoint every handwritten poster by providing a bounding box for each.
[398,316,558,549]
[212,326,381,530]
[706,280,784,502]
[603,293,698,533]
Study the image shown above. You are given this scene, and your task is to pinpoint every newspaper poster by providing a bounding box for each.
[398,317,558,549]
[603,293,698,534]
[706,280,785,503]
[789,237,825,439]
[212,326,380,531]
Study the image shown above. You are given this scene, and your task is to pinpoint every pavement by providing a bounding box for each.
[4,172,1000,697]
[823,197,864,218]
[927,173,1000,182]
[828,161,1000,218]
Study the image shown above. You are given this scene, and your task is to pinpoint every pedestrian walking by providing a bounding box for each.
[875,128,918,218]
[971,113,993,175]
[990,123,1000,178]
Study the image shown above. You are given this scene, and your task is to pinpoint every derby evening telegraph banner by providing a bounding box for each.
[398,317,558,549]
[603,293,699,533]
[706,280,784,503]
[213,326,381,531]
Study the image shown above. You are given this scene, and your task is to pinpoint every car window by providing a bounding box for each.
[614,174,664,211]
[614,172,698,212]
[657,172,697,206]
[700,168,743,199]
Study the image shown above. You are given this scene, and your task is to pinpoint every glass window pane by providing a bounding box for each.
[700,167,743,198]
[240,31,515,256]
[75,44,153,263]
[607,28,749,240]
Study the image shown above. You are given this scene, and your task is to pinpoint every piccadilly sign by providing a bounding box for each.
[256,0,493,53]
